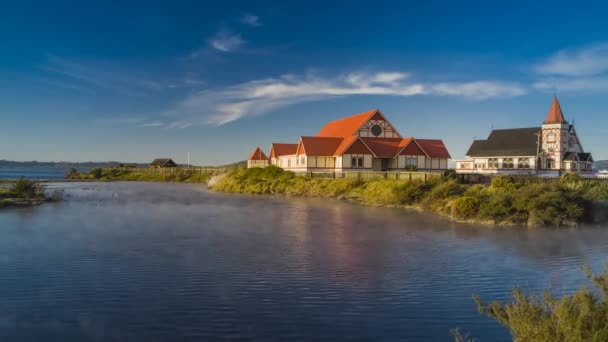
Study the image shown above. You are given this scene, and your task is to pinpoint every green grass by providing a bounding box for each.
[211,166,608,227]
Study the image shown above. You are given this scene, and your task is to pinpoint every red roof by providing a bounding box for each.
[415,139,451,158]
[269,143,298,158]
[316,109,379,137]
[334,136,371,155]
[360,138,404,157]
[298,137,344,156]
[248,147,268,161]
[545,96,567,124]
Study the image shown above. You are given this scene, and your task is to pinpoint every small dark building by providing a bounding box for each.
[149,158,178,168]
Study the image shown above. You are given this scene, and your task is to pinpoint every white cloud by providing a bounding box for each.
[535,42,608,76]
[137,121,165,128]
[240,13,261,27]
[163,70,526,127]
[209,30,245,52]
[432,81,526,100]
[534,77,608,92]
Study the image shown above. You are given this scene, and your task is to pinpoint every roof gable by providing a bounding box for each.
[416,139,451,158]
[248,147,268,161]
[299,137,344,156]
[545,96,567,124]
[150,158,176,167]
[316,109,379,137]
[337,137,373,155]
[397,138,427,156]
[269,143,298,158]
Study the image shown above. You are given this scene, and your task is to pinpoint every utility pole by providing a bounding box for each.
[187,152,190,169]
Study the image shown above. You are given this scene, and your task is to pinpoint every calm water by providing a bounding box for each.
[0,168,67,180]
[1,182,608,341]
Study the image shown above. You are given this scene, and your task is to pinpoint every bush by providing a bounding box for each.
[9,178,44,199]
[473,264,608,341]
[90,168,103,179]
[490,175,519,192]
[451,196,481,220]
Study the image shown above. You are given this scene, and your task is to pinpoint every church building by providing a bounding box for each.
[455,97,593,175]
[247,109,451,172]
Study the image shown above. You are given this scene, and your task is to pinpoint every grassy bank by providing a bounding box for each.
[0,178,60,208]
[65,168,212,183]
[211,166,608,227]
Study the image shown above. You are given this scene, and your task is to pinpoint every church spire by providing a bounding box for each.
[544,96,567,124]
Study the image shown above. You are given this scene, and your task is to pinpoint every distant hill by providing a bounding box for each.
[595,160,608,170]
[219,160,247,168]
[0,160,147,169]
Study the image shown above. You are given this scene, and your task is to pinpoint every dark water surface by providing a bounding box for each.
[1,182,608,341]
[0,168,67,180]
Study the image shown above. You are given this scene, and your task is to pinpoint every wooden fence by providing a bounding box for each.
[296,171,444,182]
[102,167,227,175]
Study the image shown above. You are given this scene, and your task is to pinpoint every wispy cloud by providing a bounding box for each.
[42,56,170,96]
[535,42,608,77]
[163,70,526,127]
[240,13,261,27]
[534,77,608,92]
[209,30,245,52]
[137,121,165,128]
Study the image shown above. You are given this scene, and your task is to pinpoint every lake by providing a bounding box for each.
[0,168,68,180]
[1,182,607,341]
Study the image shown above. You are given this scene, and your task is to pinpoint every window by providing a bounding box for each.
[503,158,514,169]
[572,162,578,170]
[351,155,364,168]
[300,156,305,165]
[546,158,554,169]
[287,159,292,168]
[488,158,499,169]
[371,124,382,136]
[405,156,417,167]
[517,158,530,169]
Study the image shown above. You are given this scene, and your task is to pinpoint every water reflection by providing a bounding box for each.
[0,182,607,341]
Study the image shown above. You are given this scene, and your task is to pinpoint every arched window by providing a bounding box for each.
[488,158,499,169]
[546,158,555,169]
[503,158,514,169]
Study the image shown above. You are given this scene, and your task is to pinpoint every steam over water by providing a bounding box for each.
[1,182,608,341]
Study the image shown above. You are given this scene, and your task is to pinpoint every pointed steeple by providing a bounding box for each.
[544,96,567,124]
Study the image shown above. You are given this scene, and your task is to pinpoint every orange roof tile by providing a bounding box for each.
[248,147,268,161]
[415,139,451,158]
[545,96,567,124]
[316,109,379,137]
[269,143,298,158]
[299,136,344,156]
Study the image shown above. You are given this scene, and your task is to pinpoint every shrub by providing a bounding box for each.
[90,168,103,179]
[473,264,608,341]
[451,196,481,220]
[490,175,519,192]
[10,178,44,199]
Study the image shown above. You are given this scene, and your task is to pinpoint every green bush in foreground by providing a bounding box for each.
[467,264,608,342]
[9,178,45,199]
[212,167,608,227]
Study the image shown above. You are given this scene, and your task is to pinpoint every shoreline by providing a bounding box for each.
[208,167,608,228]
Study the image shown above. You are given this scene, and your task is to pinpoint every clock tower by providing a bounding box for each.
[540,96,582,172]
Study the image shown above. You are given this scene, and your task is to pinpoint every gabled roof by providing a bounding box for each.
[316,109,379,137]
[360,138,406,158]
[149,158,176,167]
[465,127,540,157]
[248,147,268,161]
[545,96,567,124]
[416,139,452,159]
[333,136,363,156]
[298,136,344,156]
[269,143,298,158]
[564,152,593,162]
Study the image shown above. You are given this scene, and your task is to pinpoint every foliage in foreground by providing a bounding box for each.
[212,166,608,227]
[469,264,608,342]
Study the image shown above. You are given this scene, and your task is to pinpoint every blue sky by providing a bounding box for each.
[2,0,608,165]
